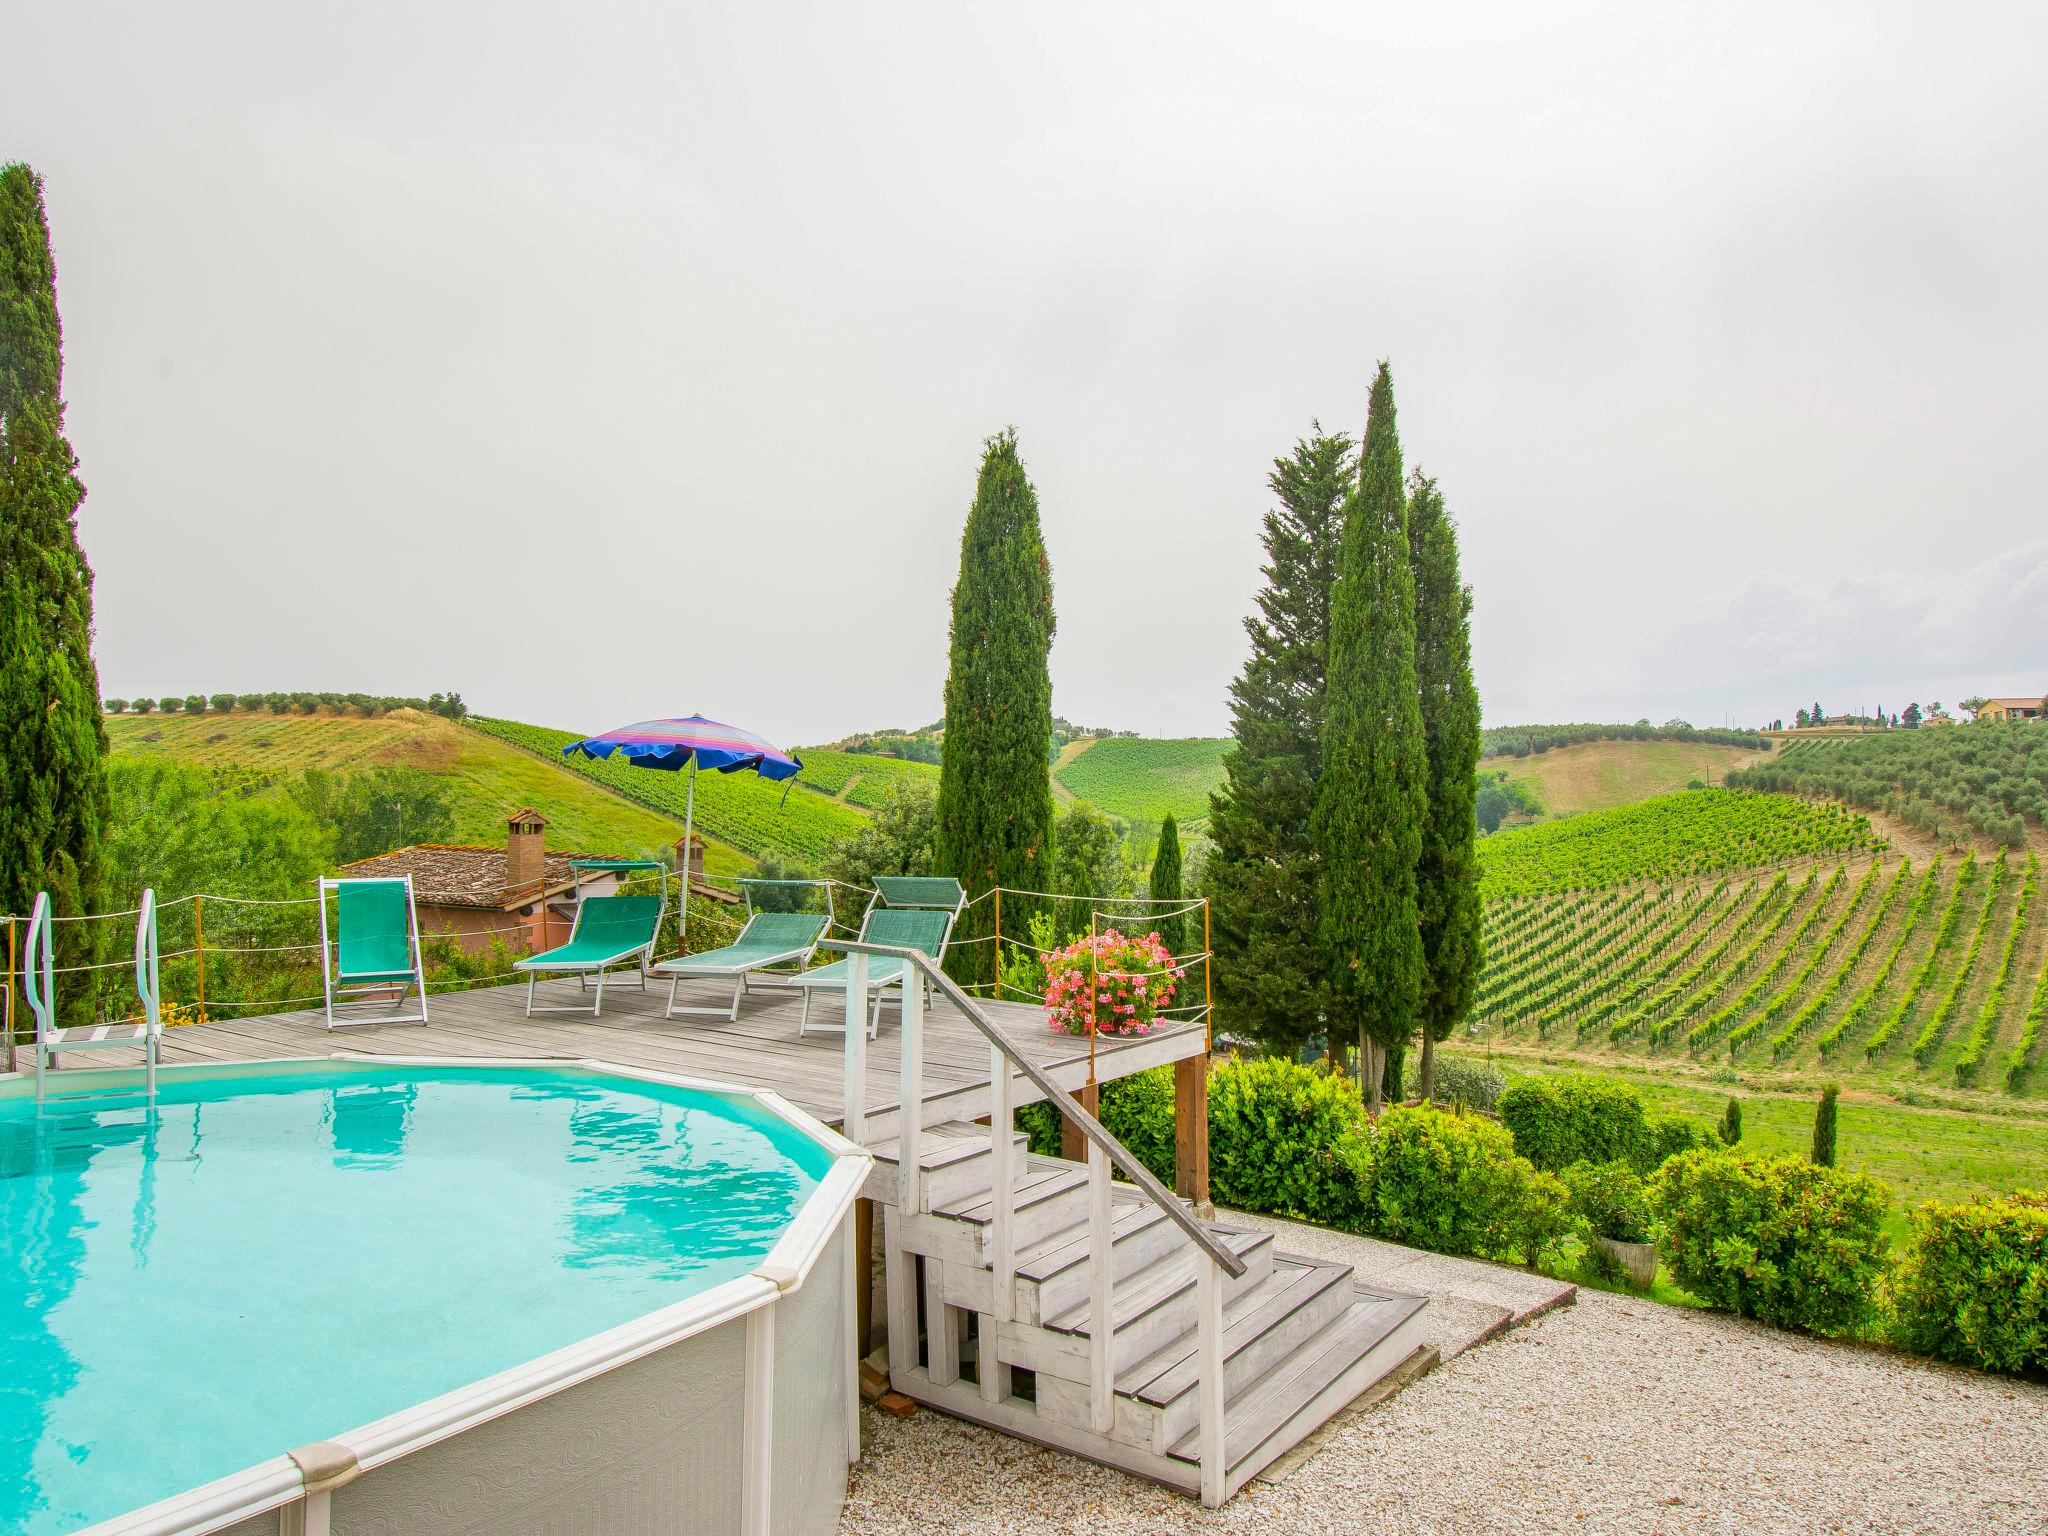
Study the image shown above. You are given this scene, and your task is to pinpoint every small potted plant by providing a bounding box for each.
[1564,1159,1658,1288]
[1041,927,1179,1036]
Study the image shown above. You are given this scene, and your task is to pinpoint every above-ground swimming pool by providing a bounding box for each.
[1,1056,868,1536]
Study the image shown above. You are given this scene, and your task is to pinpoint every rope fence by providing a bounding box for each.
[3,879,1215,1064]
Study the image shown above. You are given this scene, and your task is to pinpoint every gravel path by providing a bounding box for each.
[840,1254,2048,1535]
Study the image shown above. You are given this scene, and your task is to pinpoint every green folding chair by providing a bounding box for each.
[515,893,664,1017]
[792,906,954,1038]
[653,911,830,1021]
[319,876,430,1030]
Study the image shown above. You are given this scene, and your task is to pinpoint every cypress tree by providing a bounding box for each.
[934,429,1055,989]
[1720,1095,1743,1145]
[1407,470,1482,1103]
[1811,1084,1839,1167]
[1148,812,1187,958]
[1,164,111,1020]
[1205,427,1354,1057]
[1313,363,1427,1113]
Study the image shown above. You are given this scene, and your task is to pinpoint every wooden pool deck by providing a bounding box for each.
[41,973,1209,1146]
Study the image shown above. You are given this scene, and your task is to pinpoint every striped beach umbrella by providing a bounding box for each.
[562,715,803,934]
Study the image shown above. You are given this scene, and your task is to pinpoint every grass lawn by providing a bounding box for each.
[1497,737,1765,820]
[1458,1049,2048,1241]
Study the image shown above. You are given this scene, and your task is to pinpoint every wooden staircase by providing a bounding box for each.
[833,940,1429,1505]
[871,1125,1429,1502]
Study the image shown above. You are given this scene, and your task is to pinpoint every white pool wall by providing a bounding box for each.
[42,1055,869,1536]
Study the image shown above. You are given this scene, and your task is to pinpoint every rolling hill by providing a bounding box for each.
[1490,736,1770,823]
[1051,737,1229,828]
[104,709,749,874]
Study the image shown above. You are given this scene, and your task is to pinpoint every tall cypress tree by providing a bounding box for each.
[1205,427,1354,1057]
[1407,470,1482,1102]
[1312,363,1426,1112]
[934,429,1055,988]
[1148,812,1187,958]
[1,164,111,1018]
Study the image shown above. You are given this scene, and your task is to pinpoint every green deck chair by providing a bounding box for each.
[653,911,830,1022]
[319,876,430,1030]
[514,893,664,1017]
[792,906,953,1038]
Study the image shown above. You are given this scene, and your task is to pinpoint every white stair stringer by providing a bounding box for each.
[871,1130,1430,1501]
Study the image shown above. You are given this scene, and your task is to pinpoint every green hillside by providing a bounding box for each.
[1476,849,2048,1103]
[470,718,868,864]
[105,709,746,874]
[1728,721,2048,849]
[1053,737,1229,828]
[1478,789,1877,898]
[791,747,939,810]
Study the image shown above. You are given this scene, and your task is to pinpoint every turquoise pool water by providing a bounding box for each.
[0,1063,832,1535]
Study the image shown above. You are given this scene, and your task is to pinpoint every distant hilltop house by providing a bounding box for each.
[1971,694,2047,723]
[341,809,732,955]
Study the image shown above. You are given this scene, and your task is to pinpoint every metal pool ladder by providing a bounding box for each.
[27,886,162,1108]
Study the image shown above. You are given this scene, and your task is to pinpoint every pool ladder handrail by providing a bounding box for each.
[27,887,162,1105]
[834,938,1240,1509]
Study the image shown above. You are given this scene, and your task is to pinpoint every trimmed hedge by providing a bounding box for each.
[1208,1055,1364,1226]
[1498,1073,1652,1171]
[1349,1105,1574,1266]
[1648,1149,1891,1337]
[1889,1190,2048,1374]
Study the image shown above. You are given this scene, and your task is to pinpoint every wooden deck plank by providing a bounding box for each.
[35,978,1203,1139]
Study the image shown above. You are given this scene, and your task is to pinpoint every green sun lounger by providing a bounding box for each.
[515,893,664,1017]
[653,911,830,1022]
[319,876,430,1030]
[793,905,954,1038]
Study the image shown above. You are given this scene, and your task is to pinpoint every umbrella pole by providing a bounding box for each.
[680,758,696,942]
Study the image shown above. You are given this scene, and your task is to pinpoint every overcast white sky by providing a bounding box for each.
[8,3,2045,746]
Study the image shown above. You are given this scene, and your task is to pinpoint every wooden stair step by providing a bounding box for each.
[1044,1229,1270,1339]
[1123,1255,1352,1406]
[1166,1288,1430,1471]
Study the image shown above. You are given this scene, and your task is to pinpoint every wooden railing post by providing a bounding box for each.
[898,962,924,1213]
[1197,1256,1225,1507]
[842,951,868,1146]
[1088,1139,1113,1434]
[989,1043,1014,1324]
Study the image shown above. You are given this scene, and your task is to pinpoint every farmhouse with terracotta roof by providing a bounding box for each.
[1973,693,2047,723]
[343,810,731,955]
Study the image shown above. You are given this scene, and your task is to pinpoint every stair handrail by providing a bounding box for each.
[834,939,1245,1278]
[26,892,53,1100]
[839,939,1236,1506]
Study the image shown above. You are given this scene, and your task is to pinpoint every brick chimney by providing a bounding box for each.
[507,809,547,894]
[675,833,705,883]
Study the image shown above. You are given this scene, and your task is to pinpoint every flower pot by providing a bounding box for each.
[1593,1235,1658,1288]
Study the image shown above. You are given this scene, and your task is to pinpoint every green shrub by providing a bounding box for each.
[158,696,182,713]
[1720,1097,1743,1145]
[1107,1067,1177,1186]
[1648,1112,1717,1168]
[1349,1104,1575,1266]
[103,697,127,713]
[1812,1083,1839,1167]
[210,693,236,714]
[1497,1073,1652,1172]
[1888,1191,2048,1374]
[1491,1162,1576,1268]
[1564,1159,1652,1243]
[183,693,206,715]
[1648,1149,1891,1337]
[1013,1067,1178,1188]
[1430,1055,1506,1112]
[132,697,154,714]
[1208,1055,1363,1225]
